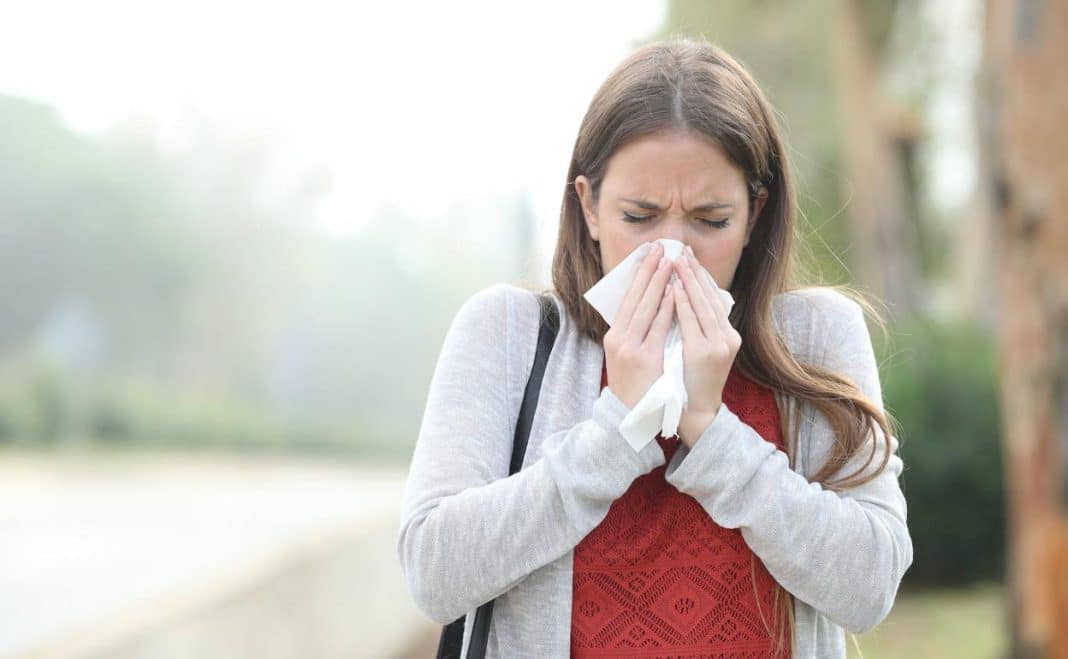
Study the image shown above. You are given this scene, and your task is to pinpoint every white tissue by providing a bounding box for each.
[583,238,735,452]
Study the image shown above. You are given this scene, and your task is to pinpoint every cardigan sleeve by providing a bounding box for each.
[663,290,913,634]
[397,285,666,625]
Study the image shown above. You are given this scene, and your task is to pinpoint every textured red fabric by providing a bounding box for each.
[570,356,791,658]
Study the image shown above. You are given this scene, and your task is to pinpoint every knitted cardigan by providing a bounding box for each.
[398,284,913,658]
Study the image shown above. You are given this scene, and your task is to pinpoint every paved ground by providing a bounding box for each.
[0,448,422,658]
[390,624,442,659]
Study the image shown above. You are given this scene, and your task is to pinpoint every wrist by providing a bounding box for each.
[679,404,721,448]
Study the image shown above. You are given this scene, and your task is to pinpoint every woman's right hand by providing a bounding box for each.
[603,242,677,409]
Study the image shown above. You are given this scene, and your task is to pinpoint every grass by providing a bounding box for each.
[847,581,1007,659]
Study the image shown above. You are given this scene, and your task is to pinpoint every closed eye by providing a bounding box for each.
[622,212,730,229]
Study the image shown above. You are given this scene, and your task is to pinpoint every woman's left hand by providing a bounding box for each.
[672,245,742,448]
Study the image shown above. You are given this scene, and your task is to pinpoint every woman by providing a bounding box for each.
[398,36,912,659]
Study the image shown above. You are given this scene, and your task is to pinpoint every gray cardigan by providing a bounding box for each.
[397,284,913,658]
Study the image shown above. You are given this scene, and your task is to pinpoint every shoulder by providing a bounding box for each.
[772,286,868,367]
[446,284,548,359]
[452,283,510,322]
[773,286,864,325]
[444,283,550,400]
[451,283,545,329]
[440,285,513,359]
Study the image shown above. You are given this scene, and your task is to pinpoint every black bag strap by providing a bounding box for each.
[435,292,560,659]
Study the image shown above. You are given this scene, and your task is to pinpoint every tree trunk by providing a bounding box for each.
[980,0,1068,657]
[829,0,924,319]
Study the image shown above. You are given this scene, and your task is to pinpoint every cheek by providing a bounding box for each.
[604,233,643,271]
[696,238,746,283]
[699,240,740,263]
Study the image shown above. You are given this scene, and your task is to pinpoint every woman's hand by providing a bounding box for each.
[603,242,677,409]
[672,244,742,448]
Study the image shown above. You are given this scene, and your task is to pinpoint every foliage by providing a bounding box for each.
[0,353,410,462]
[875,316,1005,586]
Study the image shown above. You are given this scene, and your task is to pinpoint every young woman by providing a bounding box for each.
[398,37,912,659]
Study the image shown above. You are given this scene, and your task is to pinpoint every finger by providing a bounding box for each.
[643,282,676,347]
[686,249,732,336]
[672,279,706,346]
[615,242,663,330]
[630,253,675,340]
[674,253,719,340]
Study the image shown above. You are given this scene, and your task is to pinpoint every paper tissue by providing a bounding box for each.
[583,238,735,452]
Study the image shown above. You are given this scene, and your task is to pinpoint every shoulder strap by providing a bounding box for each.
[509,293,560,474]
[436,292,561,659]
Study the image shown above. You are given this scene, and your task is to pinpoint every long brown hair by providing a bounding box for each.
[542,36,899,657]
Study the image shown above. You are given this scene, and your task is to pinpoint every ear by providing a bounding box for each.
[744,190,769,247]
[574,175,600,241]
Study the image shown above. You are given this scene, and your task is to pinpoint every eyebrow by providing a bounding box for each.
[621,197,734,212]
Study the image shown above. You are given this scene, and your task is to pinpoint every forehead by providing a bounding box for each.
[602,130,746,199]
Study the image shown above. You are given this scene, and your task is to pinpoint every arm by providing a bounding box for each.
[397,285,665,624]
[663,293,913,634]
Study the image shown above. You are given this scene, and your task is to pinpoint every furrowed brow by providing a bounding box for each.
[621,197,734,212]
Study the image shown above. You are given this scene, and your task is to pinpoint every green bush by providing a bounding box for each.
[875,316,1005,587]
[0,356,74,444]
[87,397,134,441]
[0,355,375,458]
[29,363,70,442]
[0,401,17,441]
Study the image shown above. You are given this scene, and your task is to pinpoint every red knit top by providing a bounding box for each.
[570,356,791,658]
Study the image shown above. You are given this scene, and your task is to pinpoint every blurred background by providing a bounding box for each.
[2,0,1065,657]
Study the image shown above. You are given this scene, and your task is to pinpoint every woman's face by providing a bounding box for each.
[575,129,766,292]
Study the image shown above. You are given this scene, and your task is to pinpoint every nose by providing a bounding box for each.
[656,227,687,247]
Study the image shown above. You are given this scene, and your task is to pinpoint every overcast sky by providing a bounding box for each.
[0,0,667,248]
[1,0,980,290]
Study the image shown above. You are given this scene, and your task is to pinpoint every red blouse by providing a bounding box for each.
[571,356,791,658]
